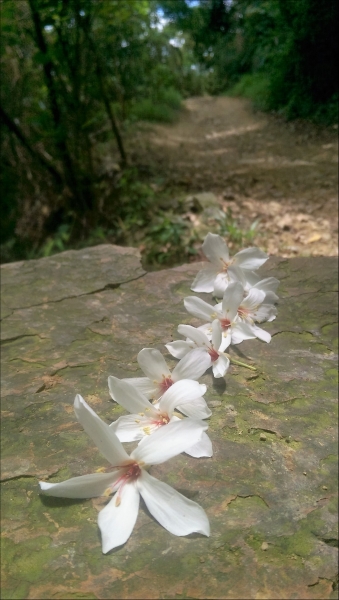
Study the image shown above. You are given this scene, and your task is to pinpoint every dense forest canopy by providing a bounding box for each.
[1,0,337,263]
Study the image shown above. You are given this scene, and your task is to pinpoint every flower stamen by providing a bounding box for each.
[159,375,174,394]
[237,307,249,318]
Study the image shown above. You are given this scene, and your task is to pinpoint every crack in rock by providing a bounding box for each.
[1,272,146,312]
[1,333,44,345]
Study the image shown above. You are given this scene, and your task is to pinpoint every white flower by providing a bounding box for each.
[167,320,230,378]
[191,232,268,297]
[39,395,210,553]
[182,282,273,347]
[108,377,213,458]
[121,347,211,417]
[228,265,280,304]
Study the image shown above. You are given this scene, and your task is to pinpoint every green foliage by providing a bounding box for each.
[157,87,182,110]
[132,99,177,123]
[0,0,204,263]
[40,224,71,257]
[161,0,338,123]
[217,208,259,251]
[131,88,182,123]
[227,73,271,111]
[143,213,194,267]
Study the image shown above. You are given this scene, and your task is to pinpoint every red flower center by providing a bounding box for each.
[114,462,142,506]
[159,376,174,394]
[208,347,219,362]
[151,413,170,427]
[220,318,231,330]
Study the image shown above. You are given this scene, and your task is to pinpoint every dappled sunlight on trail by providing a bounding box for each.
[128,97,338,258]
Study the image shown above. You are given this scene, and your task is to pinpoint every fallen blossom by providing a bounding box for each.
[39,395,210,553]
[108,377,213,458]
[167,320,230,378]
[121,347,211,417]
[183,282,273,347]
[191,232,268,296]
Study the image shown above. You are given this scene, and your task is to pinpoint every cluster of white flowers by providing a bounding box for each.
[39,232,279,554]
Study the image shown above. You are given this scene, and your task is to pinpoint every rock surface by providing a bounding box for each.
[1,244,338,600]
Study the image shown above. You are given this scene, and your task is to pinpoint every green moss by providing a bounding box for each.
[229,495,268,513]
[325,368,338,383]
[181,553,200,569]
[1,582,30,599]
[172,281,194,297]
[2,536,61,584]
[320,454,338,467]
[120,545,155,573]
[327,495,338,515]
[273,530,315,558]
[246,533,268,552]
[58,431,89,449]
[38,402,54,412]
[46,465,73,482]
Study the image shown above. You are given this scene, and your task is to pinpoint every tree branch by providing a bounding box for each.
[0,104,63,186]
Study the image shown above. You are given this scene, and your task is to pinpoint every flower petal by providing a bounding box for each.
[159,379,207,415]
[132,419,207,465]
[198,323,213,339]
[233,247,268,270]
[121,377,157,397]
[253,276,280,295]
[219,329,232,352]
[184,296,217,322]
[165,341,193,359]
[177,324,210,348]
[110,414,154,442]
[177,397,212,419]
[213,272,229,298]
[137,348,171,381]
[172,347,211,381]
[251,324,271,343]
[222,282,244,321]
[212,353,230,378]
[98,482,140,553]
[264,290,279,304]
[231,321,257,345]
[39,471,120,498]
[137,470,210,537]
[202,232,229,266]
[227,265,248,287]
[240,288,266,311]
[108,376,157,416]
[74,395,129,466]
[185,432,213,458]
[211,319,222,350]
[252,303,277,323]
[191,266,218,293]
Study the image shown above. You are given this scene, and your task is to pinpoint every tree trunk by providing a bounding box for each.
[84,30,128,167]
[28,0,87,212]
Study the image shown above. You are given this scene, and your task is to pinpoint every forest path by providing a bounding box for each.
[128,96,338,257]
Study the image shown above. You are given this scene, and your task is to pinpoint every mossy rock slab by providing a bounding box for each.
[1,247,338,599]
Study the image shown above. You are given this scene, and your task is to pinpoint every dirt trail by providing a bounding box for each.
[128,96,338,257]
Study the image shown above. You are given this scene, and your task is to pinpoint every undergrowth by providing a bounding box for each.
[131,88,183,123]
[227,73,338,125]
[1,162,258,270]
